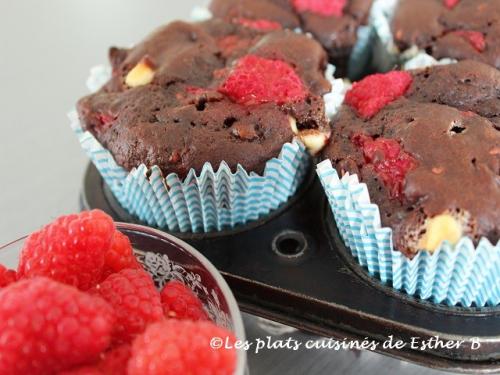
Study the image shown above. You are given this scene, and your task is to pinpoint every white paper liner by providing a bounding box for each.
[317,160,500,307]
[402,50,456,70]
[324,65,351,119]
[190,5,213,22]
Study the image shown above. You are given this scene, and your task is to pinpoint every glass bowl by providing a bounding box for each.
[0,222,247,375]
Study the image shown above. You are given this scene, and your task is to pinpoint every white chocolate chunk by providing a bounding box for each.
[298,130,330,156]
[289,116,298,135]
[125,60,155,87]
[418,214,463,253]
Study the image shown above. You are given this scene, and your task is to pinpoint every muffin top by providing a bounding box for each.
[322,60,500,256]
[209,0,373,73]
[392,0,500,69]
[77,19,332,179]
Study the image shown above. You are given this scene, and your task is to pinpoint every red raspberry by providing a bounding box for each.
[217,36,254,57]
[0,277,115,375]
[96,113,115,128]
[235,17,282,31]
[352,134,418,200]
[450,30,485,52]
[0,264,16,287]
[60,344,131,375]
[461,110,475,117]
[101,230,142,280]
[98,344,131,375]
[94,268,163,343]
[218,55,307,105]
[443,0,459,9]
[186,86,210,95]
[18,210,115,290]
[292,0,347,17]
[58,366,102,375]
[345,71,413,119]
[160,280,209,321]
[128,320,237,375]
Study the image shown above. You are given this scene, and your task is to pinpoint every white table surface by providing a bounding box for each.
[0,1,456,374]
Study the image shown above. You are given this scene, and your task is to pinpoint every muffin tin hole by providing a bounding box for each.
[272,230,307,258]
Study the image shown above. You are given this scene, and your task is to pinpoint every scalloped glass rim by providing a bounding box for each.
[0,222,246,375]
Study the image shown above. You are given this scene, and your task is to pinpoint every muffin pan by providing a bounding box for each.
[81,162,500,374]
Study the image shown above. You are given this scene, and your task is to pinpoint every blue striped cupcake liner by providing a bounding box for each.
[370,0,457,71]
[317,160,500,307]
[70,110,309,233]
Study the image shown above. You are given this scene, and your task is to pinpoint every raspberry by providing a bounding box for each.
[352,134,418,200]
[218,55,307,105]
[292,0,347,17]
[101,230,142,280]
[450,30,486,52]
[217,36,254,56]
[0,277,115,375]
[345,71,413,119]
[60,344,131,375]
[0,264,16,287]
[98,344,131,375]
[94,268,163,343]
[18,210,115,290]
[444,0,459,9]
[461,110,475,117]
[161,280,209,321]
[97,113,115,128]
[235,17,282,31]
[128,320,237,375]
[58,366,102,375]
[186,86,209,95]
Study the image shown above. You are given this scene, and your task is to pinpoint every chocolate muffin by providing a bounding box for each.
[209,0,373,77]
[77,19,332,179]
[392,0,500,69]
[322,60,500,257]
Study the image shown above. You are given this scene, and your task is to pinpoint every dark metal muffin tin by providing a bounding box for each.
[81,163,500,374]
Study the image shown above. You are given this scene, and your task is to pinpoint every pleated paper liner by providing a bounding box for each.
[71,109,310,233]
[317,160,500,308]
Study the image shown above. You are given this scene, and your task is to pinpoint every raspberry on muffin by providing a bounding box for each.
[209,0,374,77]
[344,71,413,119]
[322,60,500,256]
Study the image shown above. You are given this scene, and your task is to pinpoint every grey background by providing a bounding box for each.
[0,1,454,374]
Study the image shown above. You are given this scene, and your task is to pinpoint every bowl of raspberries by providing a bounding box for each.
[0,209,246,375]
